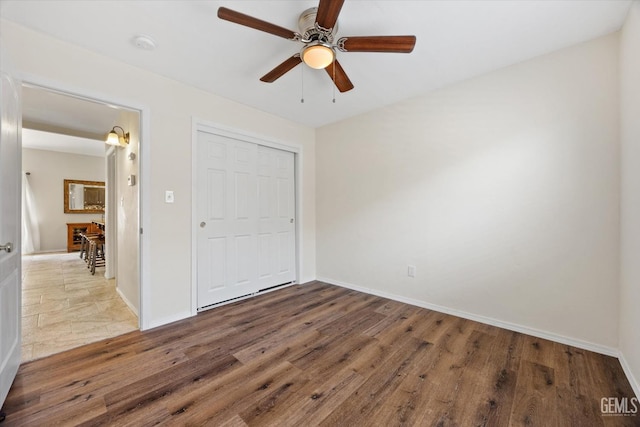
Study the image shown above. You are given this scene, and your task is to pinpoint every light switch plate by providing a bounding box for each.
[165,190,174,203]
[408,265,416,278]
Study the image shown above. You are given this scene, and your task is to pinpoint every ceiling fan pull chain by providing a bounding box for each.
[332,60,336,103]
[301,64,305,103]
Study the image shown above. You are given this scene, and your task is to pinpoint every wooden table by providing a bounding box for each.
[66,222,101,252]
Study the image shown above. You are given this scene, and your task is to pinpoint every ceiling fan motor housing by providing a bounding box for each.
[298,7,338,43]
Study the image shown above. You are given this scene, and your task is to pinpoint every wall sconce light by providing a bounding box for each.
[105,126,130,147]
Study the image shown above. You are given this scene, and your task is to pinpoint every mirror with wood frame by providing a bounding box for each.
[64,179,105,213]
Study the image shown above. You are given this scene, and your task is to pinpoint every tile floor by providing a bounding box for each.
[21,252,138,362]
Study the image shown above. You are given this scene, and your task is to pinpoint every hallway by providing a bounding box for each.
[21,252,137,362]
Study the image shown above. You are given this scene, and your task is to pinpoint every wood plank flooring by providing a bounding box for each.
[1,282,637,426]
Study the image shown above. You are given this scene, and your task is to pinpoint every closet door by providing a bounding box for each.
[197,131,259,308]
[196,131,296,309]
[256,145,295,289]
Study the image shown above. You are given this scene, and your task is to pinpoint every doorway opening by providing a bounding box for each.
[20,83,141,362]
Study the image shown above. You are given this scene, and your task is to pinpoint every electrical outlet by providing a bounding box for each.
[408,265,416,278]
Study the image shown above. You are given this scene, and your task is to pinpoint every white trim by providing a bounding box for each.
[146,311,193,330]
[193,119,301,154]
[105,147,117,279]
[294,146,304,287]
[619,352,640,399]
[20,75,151,331]
[191,118,303,314]
[190,120,198,316]
[318,276,620,357]
[116,286,139,317]
[138,96,151,331]
[31,249,68,254]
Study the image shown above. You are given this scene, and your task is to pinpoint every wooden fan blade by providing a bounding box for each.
[325,60,354,93]
[218,7,297,40]
[260,55,302,83]
[338,35,416,53]
[316,0,345,30]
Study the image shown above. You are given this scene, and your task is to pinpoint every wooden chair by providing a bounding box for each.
[79,232,101,262]
[86,235,106,275]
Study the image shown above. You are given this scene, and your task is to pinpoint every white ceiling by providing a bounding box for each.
[22,85,121,136]
[20,85,122,157]
[0,0,632,128]
[22,128,106,158]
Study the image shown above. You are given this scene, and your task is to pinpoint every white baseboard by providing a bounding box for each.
[145,311,193,331]
[24,249,68,255]
[317,276,619,357]
[116,287,139,317]
[619,352,640,399]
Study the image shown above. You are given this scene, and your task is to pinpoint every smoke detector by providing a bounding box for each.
[132,35,156,51]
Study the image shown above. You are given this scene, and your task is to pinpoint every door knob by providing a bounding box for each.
[0,242,12,253]
[200,222,206,228]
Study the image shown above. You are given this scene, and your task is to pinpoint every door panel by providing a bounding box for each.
[207,237,226,291]
[277,231,293,274]
[0,63,22,408]
[256,145,295,289]
[257,176,270,218]
[208,170,225,220]
[277,178,290,216]
[235,172,250,219]
[197,132,258,307]
[234,234,252,285]
[257,233,272,279]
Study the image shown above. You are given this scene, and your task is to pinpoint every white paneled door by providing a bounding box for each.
[197,131,295,309]
[0,62,22,408]
[256,145,295,289]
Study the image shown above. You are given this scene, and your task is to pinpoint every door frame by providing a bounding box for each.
[19,74,151,330]
[191,119,304,315]
[105,146,117,279]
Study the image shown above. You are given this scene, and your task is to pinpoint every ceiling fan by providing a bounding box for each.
[217,0,416,93]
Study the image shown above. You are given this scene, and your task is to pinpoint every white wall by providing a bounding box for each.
[114,109,140,315]
[619,0,640,398]
[0,20,316,328]
[22,148,104,252]
[317,34,620,351]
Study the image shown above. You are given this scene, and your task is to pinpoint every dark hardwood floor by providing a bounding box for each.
[1,281,637,426]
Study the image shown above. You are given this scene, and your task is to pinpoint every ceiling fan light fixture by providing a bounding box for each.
[301,42,335,69]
